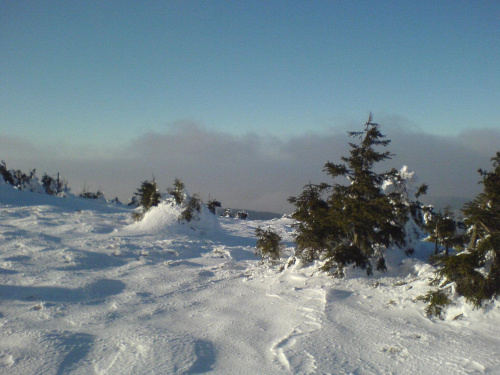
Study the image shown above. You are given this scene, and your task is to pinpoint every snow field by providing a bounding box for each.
[0,185,499,374]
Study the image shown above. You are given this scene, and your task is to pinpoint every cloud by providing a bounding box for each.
[1,119,498,214]
[0,135,44,161]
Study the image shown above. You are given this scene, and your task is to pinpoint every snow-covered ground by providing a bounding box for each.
[0,185,499,374]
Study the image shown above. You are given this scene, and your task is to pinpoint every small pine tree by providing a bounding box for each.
[382,166,429,255]
[79,185,105,199]
[207,199,221,214]
[0,161,14,185]
[425,206,461,256]
[288,183,331,262]
[255,226,283,261]
[179,194,202,222]
[169,178,185,205]
[132,179,161,221]
[41,173,69,196]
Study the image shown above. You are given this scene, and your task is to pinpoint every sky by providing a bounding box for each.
[1,1,499,213]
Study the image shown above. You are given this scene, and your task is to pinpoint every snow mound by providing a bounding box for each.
[123,201,221,235]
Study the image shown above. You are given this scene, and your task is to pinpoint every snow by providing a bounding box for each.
[1,184,499,374]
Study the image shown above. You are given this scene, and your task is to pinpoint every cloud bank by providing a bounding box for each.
[2,118,499,214]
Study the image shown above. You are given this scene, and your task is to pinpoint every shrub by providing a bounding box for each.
[236,211,248,220]
[416,290,452,318]
[207,199,221,214]
[255,226,283,261]
[0,161,14,185]
[179,194,202,222]
[42,173,69,196]
[79,188,105,199]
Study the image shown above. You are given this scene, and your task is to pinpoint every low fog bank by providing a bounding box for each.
[2,117,498,214]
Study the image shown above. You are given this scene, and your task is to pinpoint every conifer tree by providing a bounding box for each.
[169,178,185,205]
[0,161,14,185]
[382,167,429,255]
[289,114,406,276]
[179,194,202,222]
[207,199,221,214]
[288,183,331,262]
[425,206,461,256]
[434,152,500,307]
[255,226,283,261]
[132,179,161,220]
[41,173,69,196]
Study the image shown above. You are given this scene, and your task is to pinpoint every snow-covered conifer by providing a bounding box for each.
[433,152,500,307]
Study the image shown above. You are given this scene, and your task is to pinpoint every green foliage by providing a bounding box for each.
[255,226,283,261]
[169,178,185,205]
[1,161,39,190]
[425,206,462,256]
[42,173,69,196]
[288,114,406,276]
[207,199,221,214]
[433,252,486,307]
[133,179,161,221]
[0,161,14,185]
[288,183,331,262]
[79,186,105,199]
[179,194,202,222]
[430,151,500,308]
[416,290,452,318]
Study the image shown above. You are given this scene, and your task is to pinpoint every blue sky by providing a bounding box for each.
[1,1,499,212]
[2,1,499,144]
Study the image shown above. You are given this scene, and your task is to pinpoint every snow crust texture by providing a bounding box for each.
[0,185,499,374]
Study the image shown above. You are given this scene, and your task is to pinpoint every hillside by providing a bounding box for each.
[0,184,499,374]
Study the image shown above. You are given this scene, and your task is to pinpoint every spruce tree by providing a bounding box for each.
[207,199,221,214]
[169,178,185,205]
[288,183,331,262]
[179,194,202,222]
[132,179,161,220]
[434,152,500,307]
[289,114,406,276]
[426,206,461,256]
[41,173,69,196]
[382,167,429,255]
[255,226,283,261]
[0,161,14,185]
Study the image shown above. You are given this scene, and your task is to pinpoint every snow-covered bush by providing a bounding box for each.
[207,199,221,214]
[42,173,70,196]
[236,211,248,220]
[0,161,64,195]
[179,194,202,223]
[382,165,430,256]
[425,151,500,309]
[79,188,105,200]
[255,226,284,261]
[127,178,220,233]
